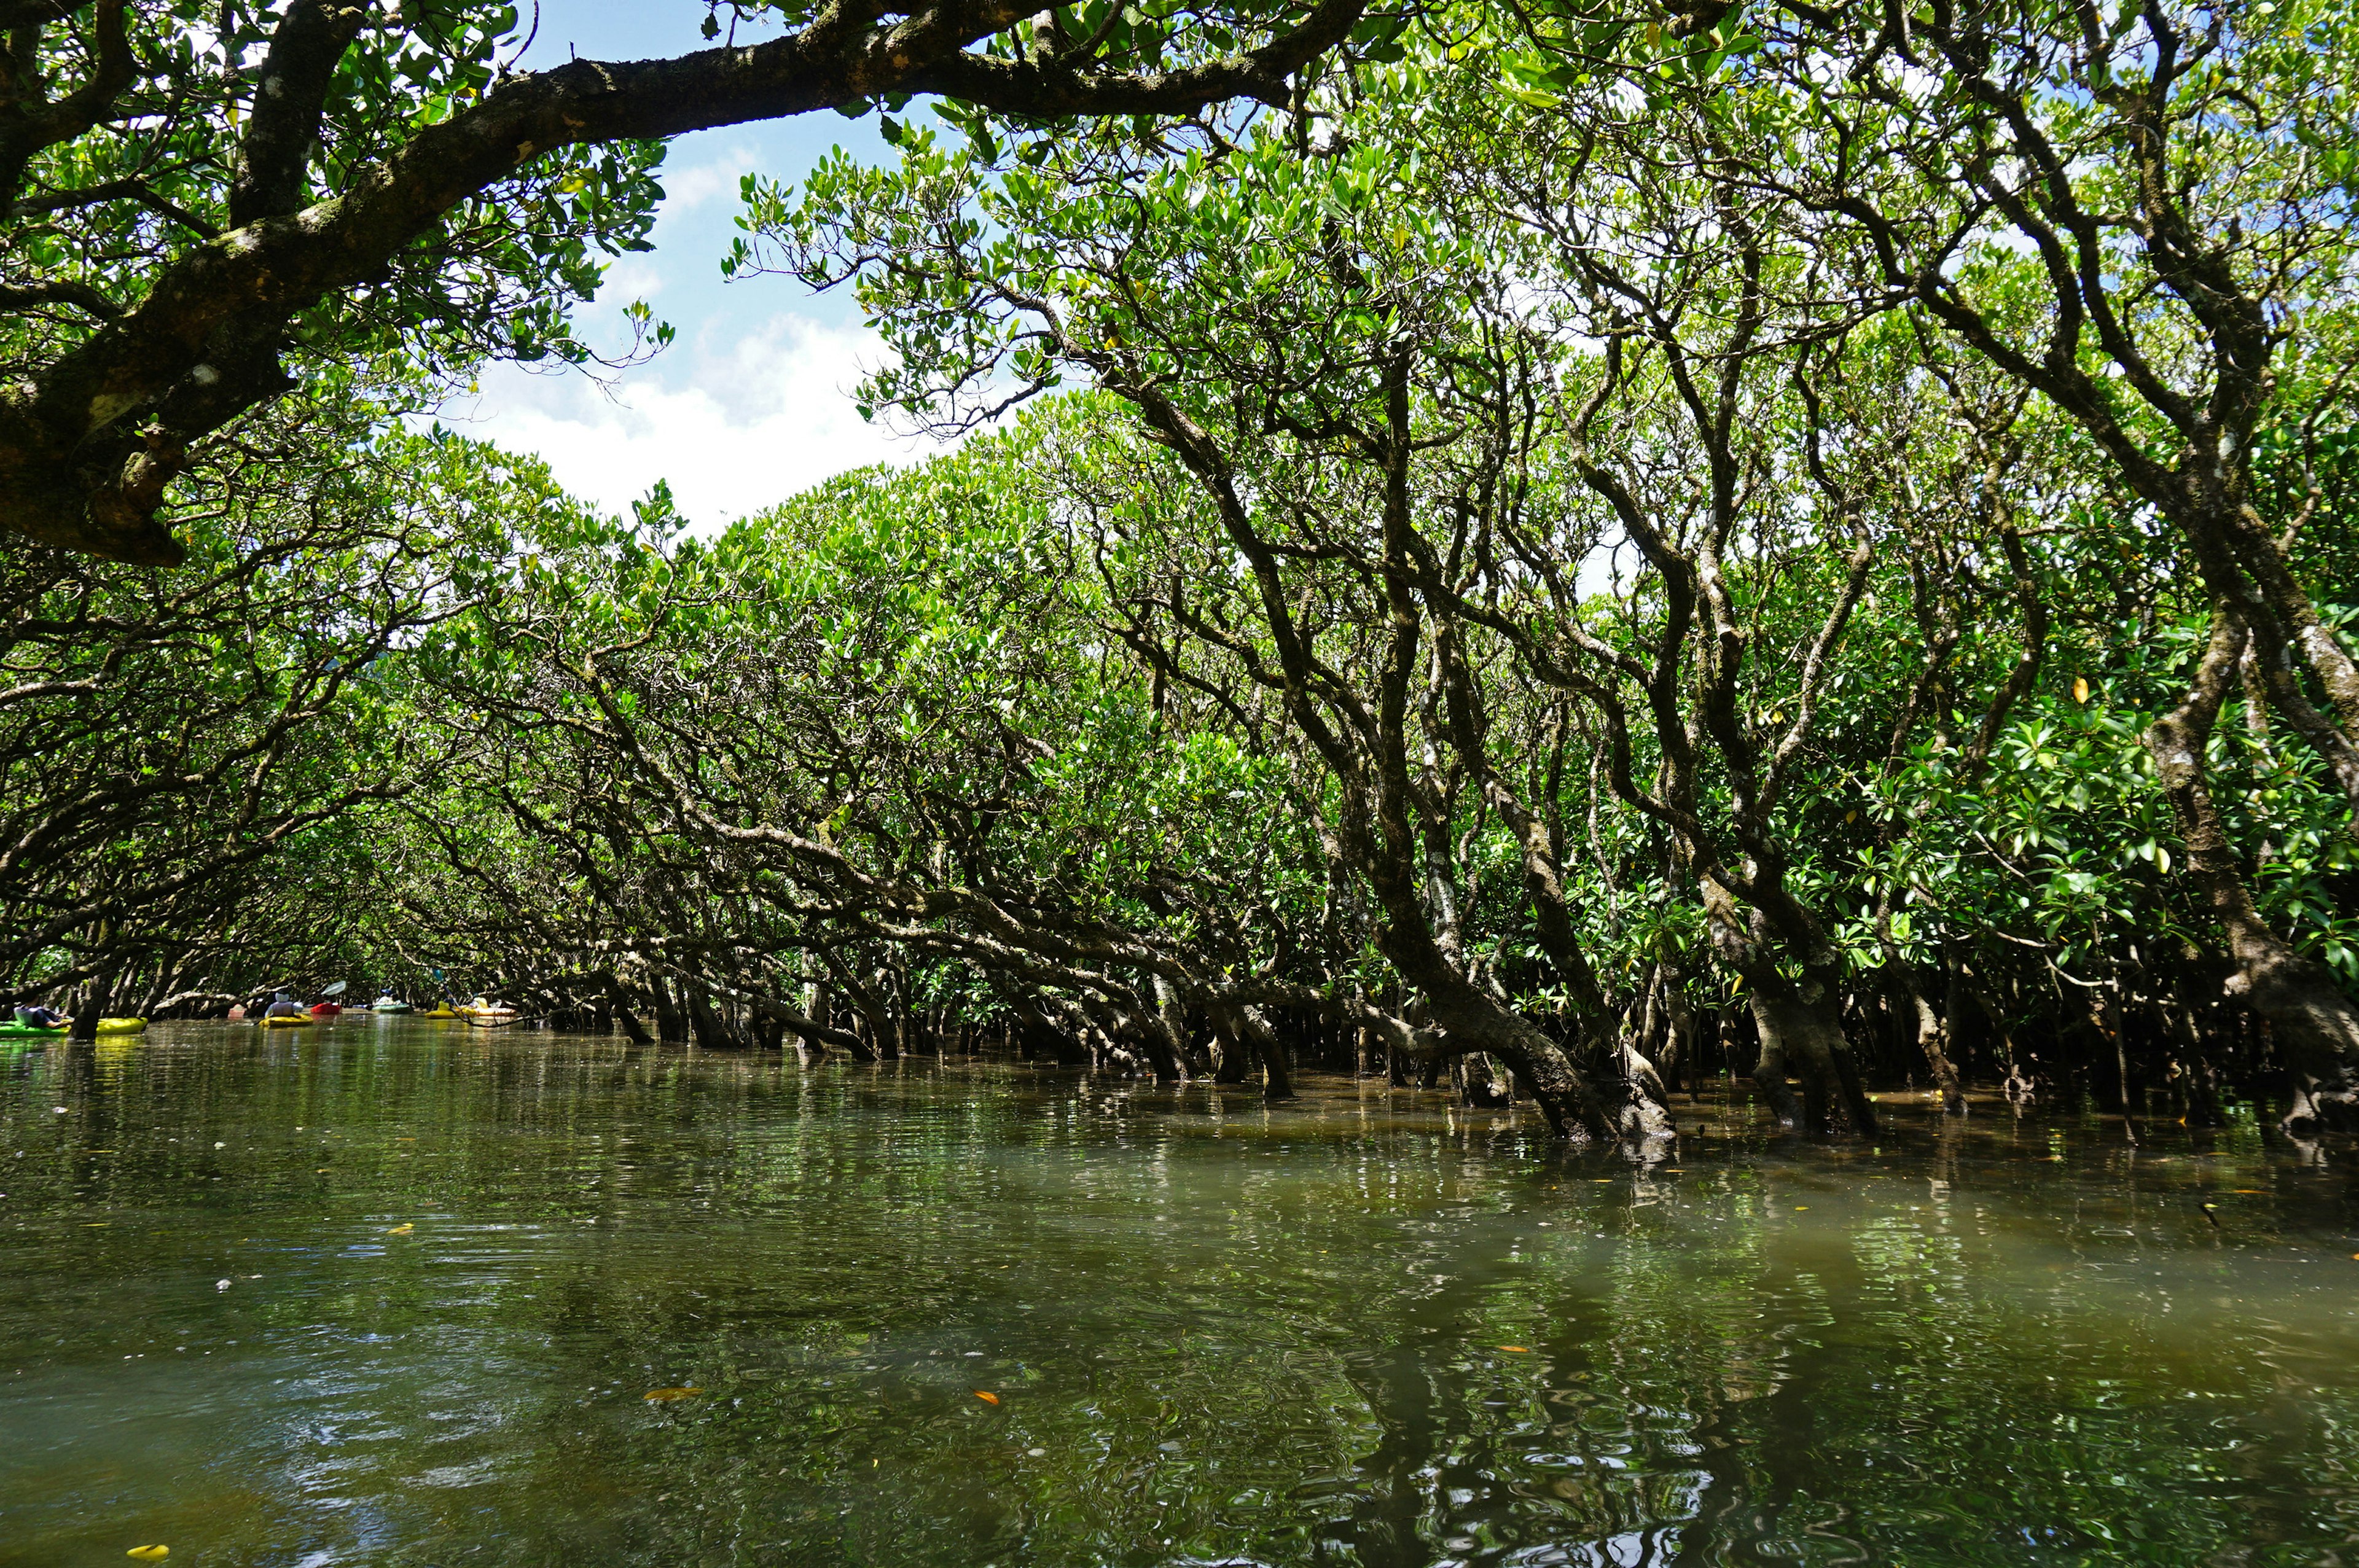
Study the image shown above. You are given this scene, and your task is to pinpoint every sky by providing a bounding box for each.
[435,5,924,532]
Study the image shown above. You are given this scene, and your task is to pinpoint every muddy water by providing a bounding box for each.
[1,1021,2355,1566]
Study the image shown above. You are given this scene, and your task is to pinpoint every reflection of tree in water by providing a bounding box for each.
[1305,1150,2359,1568]
[1323,1228,1740,1567]
[6,1038,2359,1567]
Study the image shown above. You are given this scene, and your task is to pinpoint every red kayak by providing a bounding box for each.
[309,1002,341,1017]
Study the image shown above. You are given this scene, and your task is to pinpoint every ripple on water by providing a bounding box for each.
[0,1024,2354,1567]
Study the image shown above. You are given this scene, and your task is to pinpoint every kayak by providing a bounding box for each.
[0,1013,144,1028]
[0,1018,144,1037]
[309,1002,341,1017]
[417,1007,455,1019]
[260,1013,315,1028]
[464,1010,518,1028]
[372,1000,411,1013]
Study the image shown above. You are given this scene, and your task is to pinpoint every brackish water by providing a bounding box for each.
[2,1023,2356,1567]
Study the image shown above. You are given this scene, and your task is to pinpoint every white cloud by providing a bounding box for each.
[657,142,762,214]
[592,252,668,306]
[447,314,943,529]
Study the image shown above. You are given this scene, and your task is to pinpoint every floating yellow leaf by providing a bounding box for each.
[1500,1346,1530,1353]
[385,1223,413,1235]
[2073,675,2091,704]
[643,1387,703,1402]
[128,1550,168,1562]
[973,1390,1000,1405]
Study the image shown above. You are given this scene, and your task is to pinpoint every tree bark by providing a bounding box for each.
[1706,882,1876,1136]
[1236,1004,1296,1101]
[1914,983,1963,1115]
[602,974,654,1047]
[2148,606,2359,1134]
[1208,1004,1251,1084]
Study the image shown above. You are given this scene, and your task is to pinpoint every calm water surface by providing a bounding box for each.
[2,1021,2356,1566]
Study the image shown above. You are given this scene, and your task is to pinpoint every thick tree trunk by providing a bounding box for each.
[831,982,888,1063]
[1743,985,1877,1137]
[863,1005,899,1060]
[649,973,689,1043]
[1905,970,1964,1114]
[1916,990,1963,1114]
[1151,975,1202,1078]
[1744,989,1804,1128]
[1207,1005,1251,1085]
[602,975,653,1046]
[1613,1032,1676,1137]
[1646,965,1701,1094]
[686,985,737,1050]
[1456,1051,1511,1107]
[1125,1011,1186,1084]
[69,991,103,1040]
[1392,972,1617,1139]
[1236,1005,1295,1101]
[69,959,118,1041]
[2150,607,2359,1134]
[1705,883,1877,1136]
[1361,887,1619,1136]
[753,995,864,1056]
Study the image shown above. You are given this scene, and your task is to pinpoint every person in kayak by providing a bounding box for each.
[14,1004,65,1029]
[264,992,305,1020]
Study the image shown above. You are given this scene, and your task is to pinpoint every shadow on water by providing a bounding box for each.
[1,1021,2355,1566]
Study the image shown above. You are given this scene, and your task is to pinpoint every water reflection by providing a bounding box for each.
[1,1022,2354,1566]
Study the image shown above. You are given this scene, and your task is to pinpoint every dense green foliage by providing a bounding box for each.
[7,0,2359,1141]
[0,0,1372,563]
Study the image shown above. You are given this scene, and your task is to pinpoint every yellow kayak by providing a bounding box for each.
[96,1017,146,1034]
[260,1014,315,1028]
[417,1007,456,1018]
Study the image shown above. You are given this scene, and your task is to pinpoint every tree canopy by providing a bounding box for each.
[0,0,1376,564]
[9,0,2359,1144]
